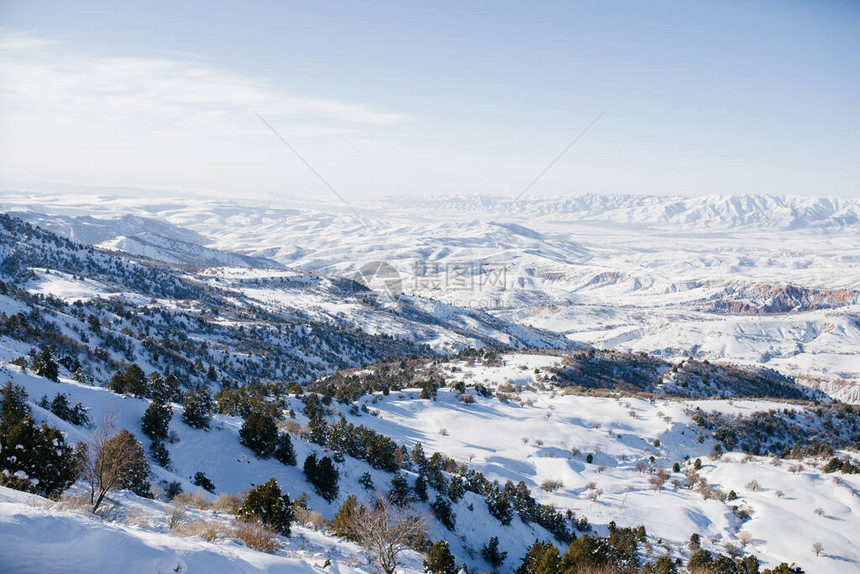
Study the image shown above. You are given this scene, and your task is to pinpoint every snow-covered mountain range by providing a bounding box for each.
[3,191,858,402]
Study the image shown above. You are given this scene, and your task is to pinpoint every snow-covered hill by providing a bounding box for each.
[1,349,856,573]
[2,191,857,401]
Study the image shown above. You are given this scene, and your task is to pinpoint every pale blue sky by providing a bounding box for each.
[1,1,857,198]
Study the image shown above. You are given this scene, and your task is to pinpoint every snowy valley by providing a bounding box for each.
[0,194,857,573]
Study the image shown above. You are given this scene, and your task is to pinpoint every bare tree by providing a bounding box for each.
[349,497,427,574]
[812,542,824,557]
[82,411,150,512]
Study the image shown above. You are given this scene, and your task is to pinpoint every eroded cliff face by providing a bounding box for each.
[708,282,860,314]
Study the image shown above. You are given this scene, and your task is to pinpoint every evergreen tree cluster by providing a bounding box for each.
[36,392,90,427]
[236,477,294,536]
[303,454,339,502]
[0,383,79,499]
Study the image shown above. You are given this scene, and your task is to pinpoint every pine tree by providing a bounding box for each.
[314,456,339,502]
[182,387,212,429]
[0,383,78,499]
[236,477,294,536]
[517,540,558,574]
[482,536,508,569]
[424,540,458,574]
[561,534,612,571]
[650,555,678,574]
[109,364,148,397]
[414,474,428,501]
[389,472,410,507]
[149,438,170,467]
[32,346,59,381]
[273,432,296,466]
[431,495,455,531]
[141,400,171,442]
[240,410,278,457]
[332,494,365,541]
[193,471,215,493]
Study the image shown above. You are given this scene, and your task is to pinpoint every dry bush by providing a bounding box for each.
[175,520,224,542]
[775,490,785,498]
[814,507,825,517]
[57,492,91,512]
[171,492,207,509]
[231,520,281,553]
[540,479,563,492]
[745,480,761,492]
[649,468,670,491]
[167,503,188,529]
[125,507,151,528]
[294,506,326,531]
[281,419,301,435]
[737,531,753,547]
[306,511,325,531]
[209,492,244,514]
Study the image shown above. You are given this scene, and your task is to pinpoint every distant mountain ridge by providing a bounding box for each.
[398,193,860,229]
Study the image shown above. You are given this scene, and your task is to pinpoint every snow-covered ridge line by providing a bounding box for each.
[389,193,860,229]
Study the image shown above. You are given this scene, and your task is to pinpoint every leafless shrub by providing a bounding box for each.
[344,497,427,574]
[439,428,449,436]
[570,446,581,457]
[230,520,281,553]
[597,465,606,473]
[635,461,648,473]
[282,419,301,435]
[775,490,785,499]
[737,531,753,547]
[649,468,670,491]
[125,508,151,528]
[459,393,474,404]
[540,479,563,492]
[770,456,782,467]
[725,543,742,558]
[812,542,824,556]
[175,520,224,542]
[585,481,597,490]
[167,503,188,529]
[172,491,207,509]
[745,480,761,492]
[814,507,825,517]
[209,492,243,514]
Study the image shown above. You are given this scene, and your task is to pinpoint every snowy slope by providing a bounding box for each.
[2,350,857,573]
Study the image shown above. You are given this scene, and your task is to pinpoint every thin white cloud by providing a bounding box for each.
[0,30,421,197]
